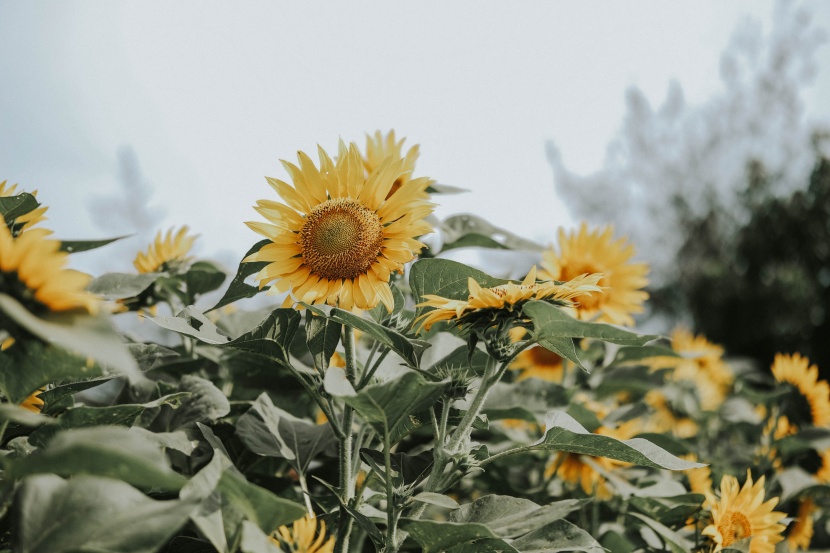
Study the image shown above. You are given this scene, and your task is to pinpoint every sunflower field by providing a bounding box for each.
[1,132,829,553]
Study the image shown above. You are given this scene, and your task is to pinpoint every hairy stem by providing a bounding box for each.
[335,326,358,553]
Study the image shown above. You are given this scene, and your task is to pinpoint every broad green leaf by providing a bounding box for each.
[368,283,405,322]
[304,310,341,372]
[168,375,231,429]
[186,260,227,297]
[411,492,460,509]
[221,308,301,366]
[324,367,447,439]
[7,426,186,491]
[440,214,544,252]
[0,293,142,382]
[510,519,604,553]
[236,393,336,473]
[409,258,507,321]
[130,427,196,455]
[15,474,198,553]
[128,342,180,370]
[524,301,659,346]
[329,308,423,367]
[530,411,704,470]
[149,306,231,344]
[37,375,114,414]
[87,272,160,300]
[628,512,694,553]
[628,494,704,528]
[449,495,585,539]
[610,345,678,367]
[209,239,269,311]
[397,519,518,553]
[0,192,39,224]
[59,234,130,254]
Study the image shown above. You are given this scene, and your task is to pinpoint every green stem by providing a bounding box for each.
[446,356,497,453]
[383,425,397,552]
[357,347,390,389]
[335,326,358,553]
[0,419,8,447]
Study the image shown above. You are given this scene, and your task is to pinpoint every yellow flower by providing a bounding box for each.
[667,328,733,411]
[539,223,648,327]
[771,353,830,427]
[0,224,98,314]
[270,515,335,553]
[509,328,563,382]
[134,226,197,274]
[20,388,45,414]
[245,142,433,312]
[786,498,815,551]
[644,390,699,439]
[415,266,602,332]
[702,472,786,553]
[0,180,48,233]
[363,130,426,199]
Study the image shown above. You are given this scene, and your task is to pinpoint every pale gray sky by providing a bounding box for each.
[1,1,829,274]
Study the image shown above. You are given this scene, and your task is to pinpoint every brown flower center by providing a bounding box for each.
[300,198,384,280]
[718,511,752,546]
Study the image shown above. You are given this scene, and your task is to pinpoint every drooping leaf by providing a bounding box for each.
[149,306,231,344]
[329,308,424,368]
[87,272,161,300]
[397,519,519,553]
[627,512,694,553]
[236,393,336,473]
[221,308,301,366]
[440,213,544,252]
[442,233,509,252]
[628,494,705,528]
[15,474,198,553]
[186,260,227,298]
[449,495,585,539]
[209,239,269,311]
[509,519,605,553]
[524,301,659,346]
[411,492,460,510]
[59,235,130,254]
[304,311,341,372]
[610,345,679,367]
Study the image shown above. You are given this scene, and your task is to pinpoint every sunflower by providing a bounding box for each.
[415,266,602,332]
[363,130,426,199]
[771,353,830,428]
[0,224,98,314]
[0,180,48,233]
[786,498,815,551]
[702,472,786,553]
[134,226,197,273]
[644,390,698,439]
[666,328,733,412]
[20,388,45,414]
[245,142,433,312]
[508,328,563,382]
[539,223,648,327]
[270,515,335,553]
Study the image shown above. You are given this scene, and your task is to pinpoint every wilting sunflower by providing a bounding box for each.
[508,327,563,382]
[539,223,648,327]
[786,498,815,551]
[771,353,830,428]
[702,472,786,553]
[416,266,602,332]
[363,130,426,199]
[245,142,433,312]
[0,224,97,314]
[270,515,334,553]
[20,388,45,414]
[0,180,48,233]
[134,226,197,274]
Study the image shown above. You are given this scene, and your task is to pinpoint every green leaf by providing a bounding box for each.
[329,308,423,368]
[236,393,336,473]
[149,305,231,344]
[359,449,433,486]
[368,283,405,322]
[0,293,143,382]
[510,519,604,553]
[0,192,39,224]
[484,379,569,420]
[59,235,130,254]
[0,404,55,427]
[15,475,196,553]
[221,308,301,366]
[524,301,659,346]
[209,239,269,311]
[87,272,160,300]
[305,310,341,372]
[440,214,543,252]
[530,411,705,470]
[409,258,507,322]
[442,233,509,252]
[628,494,704,528]
[8,426,187,491]
[411,492,460,509]
[426,183,469,195]
[449,495,585,539]
[239,520,283,553]
[428,344,490,378]
[397,519,518,553]
[324,368,447,440]
[37,376,114,414]
[628,512,694,553]
[610,345,678,366]
[168,375,231,429]
[186,260,227,298]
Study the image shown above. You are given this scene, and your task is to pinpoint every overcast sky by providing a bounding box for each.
[2,1,829,274]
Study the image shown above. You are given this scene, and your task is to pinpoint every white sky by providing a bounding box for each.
[2,1,829,274]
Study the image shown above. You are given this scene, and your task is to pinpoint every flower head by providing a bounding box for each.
[540,223,648,326]
[415,266,602,333]
[667,328,733,411]
[20,388,45,414]
[270,515,334,553]
[0,180,48,233]
[786,498,815,551]
[0,224,97,314]
[771,353,830,428]
[363,130,426,199]
[702,472,786,553]
[134,226,197,273]
[245,141,433,312]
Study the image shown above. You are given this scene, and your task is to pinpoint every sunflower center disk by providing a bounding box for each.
[718,511,752,546]
[300,198,384,281]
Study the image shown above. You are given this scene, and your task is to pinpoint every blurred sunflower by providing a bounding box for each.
[20,388,45,414]
[667,328,733,412]
[245,142,433,312]
[508,327,563,381]
[771,353,830,428]
[644,390,698,439]
[702,472,786,553]
[134,226,197,273]
[0,180,48,233]
[363,130,426,199]
[539,223,648,326]
[270,514,334,553]
[786,498,815,551]
[0,224,98,314]
[416,266,602,332]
